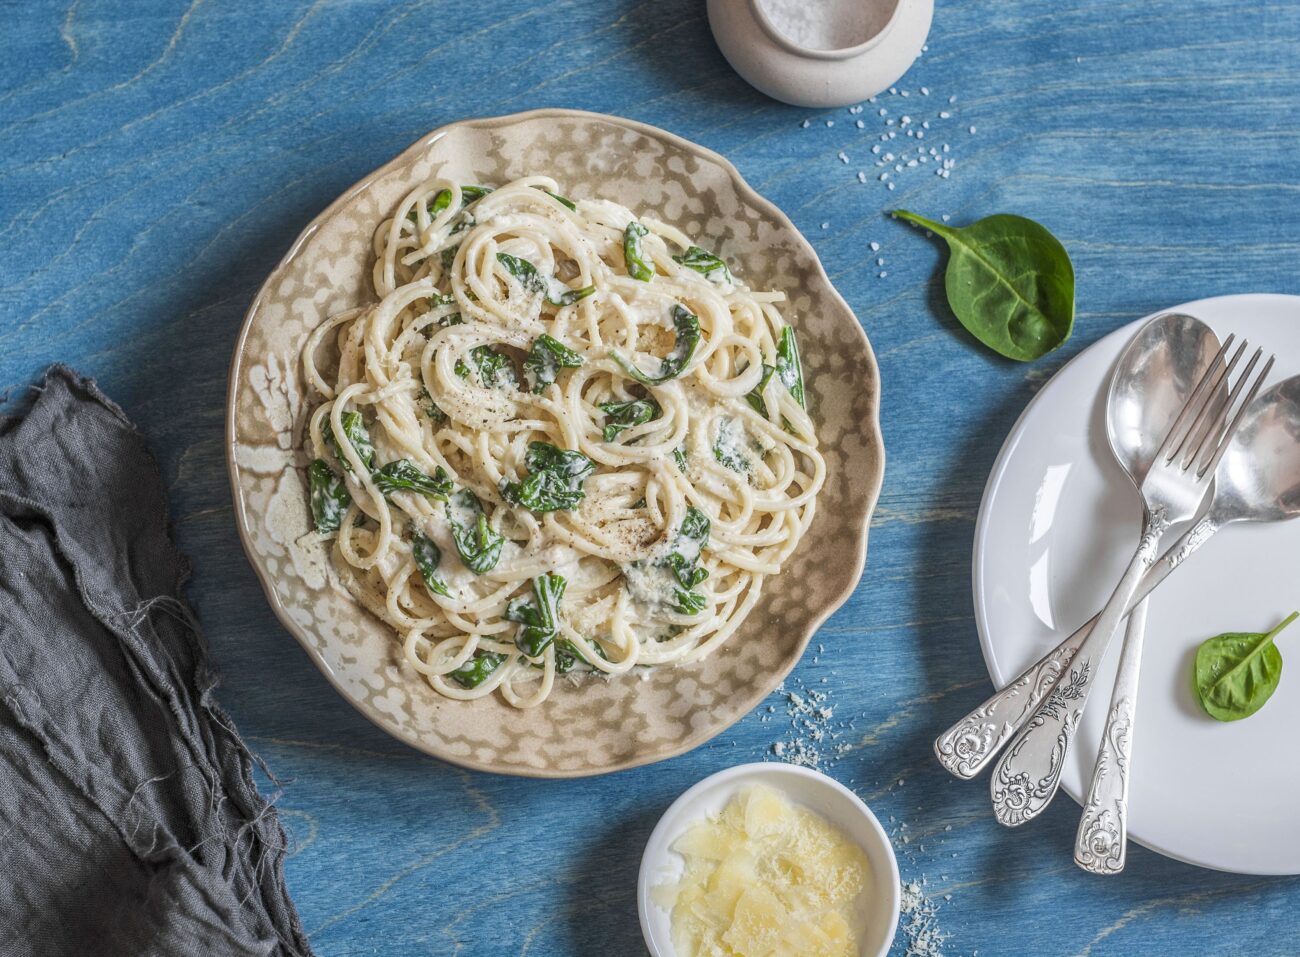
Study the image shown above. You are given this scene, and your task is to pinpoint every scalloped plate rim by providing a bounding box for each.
[224,108,884,777]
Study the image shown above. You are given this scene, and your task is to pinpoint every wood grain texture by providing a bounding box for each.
[3,1,1299,953]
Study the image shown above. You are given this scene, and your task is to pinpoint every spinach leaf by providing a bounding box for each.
[673,245,732,284]
[613,304,700,385]
[524,334,584,393]
[555,636,608,674]
[323,411,375,475]
[463,345,518,390]
[1194,612,1299,721]
[622,221,655,282]
[712,417,751,474]
[495,252,593,307]
[546,190,576,211]
[449,651,505,689]
[410,531,451,598]
[412,185,493,231]
[674,506,710,560]
[530,184,577,210]
[372,460,453,500]
[549,284,596,308]
[673,589,708,615]
[448,489,505,574]
[430,185,492,216]
[894,210,1075,362]
[426,294,463,329]
[673,445,688,473]
[425,190,452,218]
[599,398,660,442]
[440,244,460,272]
[497,252,549,296]
[505,573,567,658]
[308,459,351,533]
[666,506,710,611]
[775,326,805,409]
[744,363,777,417]
[499,442,596,512]
[418,386,447,424]
[625,509,710,615]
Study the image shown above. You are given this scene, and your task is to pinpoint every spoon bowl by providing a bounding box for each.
[1211,376,1300,525]
[1107,313,1223,487]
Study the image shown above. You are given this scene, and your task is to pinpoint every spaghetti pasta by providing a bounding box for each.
[301,175,825,708]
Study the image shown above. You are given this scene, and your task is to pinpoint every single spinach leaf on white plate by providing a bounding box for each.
[894,210,1074,362]
[1194,611,1299,721]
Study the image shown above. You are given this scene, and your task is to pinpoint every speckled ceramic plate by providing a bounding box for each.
[225,109,883,777]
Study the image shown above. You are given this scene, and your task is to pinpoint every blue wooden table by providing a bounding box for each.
[5,1,1299,953]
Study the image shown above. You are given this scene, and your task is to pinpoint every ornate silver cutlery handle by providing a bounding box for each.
[934,628,1086,780]
[1074,597,1147,874]
[990,513,1169,827]
[933,515,1217,781]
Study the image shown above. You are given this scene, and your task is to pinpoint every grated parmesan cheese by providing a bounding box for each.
[658,785,871,957]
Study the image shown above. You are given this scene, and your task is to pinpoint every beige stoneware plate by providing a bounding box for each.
[226,109,883,777]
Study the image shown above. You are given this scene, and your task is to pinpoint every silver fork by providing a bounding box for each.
[989,337,1271,827]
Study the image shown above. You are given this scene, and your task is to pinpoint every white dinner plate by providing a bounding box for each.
[974,293,1300,875]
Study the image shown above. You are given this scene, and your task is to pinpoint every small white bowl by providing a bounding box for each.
[638,763,901,957]
[707,0,934,108]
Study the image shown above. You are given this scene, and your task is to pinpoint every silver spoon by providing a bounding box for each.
[935,332,1287,783]
[1072,314,1222,874]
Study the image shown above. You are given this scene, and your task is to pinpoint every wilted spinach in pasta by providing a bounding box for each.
[300,175,824,708]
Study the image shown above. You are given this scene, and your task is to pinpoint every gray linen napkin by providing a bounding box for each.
[0,367,313,957]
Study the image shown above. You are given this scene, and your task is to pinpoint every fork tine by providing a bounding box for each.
[1153,335,1237,465]
[1181,345,1261,469]
[1196,353,1276,479]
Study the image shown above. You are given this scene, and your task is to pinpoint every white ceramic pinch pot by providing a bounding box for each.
[707,0,934,108]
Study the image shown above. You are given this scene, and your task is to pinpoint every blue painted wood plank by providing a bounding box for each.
[3,0,1300,953]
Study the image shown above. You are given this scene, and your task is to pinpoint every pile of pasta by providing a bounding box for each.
[301,176,824,707]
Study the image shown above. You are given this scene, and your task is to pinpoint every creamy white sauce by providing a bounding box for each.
[622,555,678,615]
[418,513,481,597]
[712,415,752,472]
[673,528,702,565]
